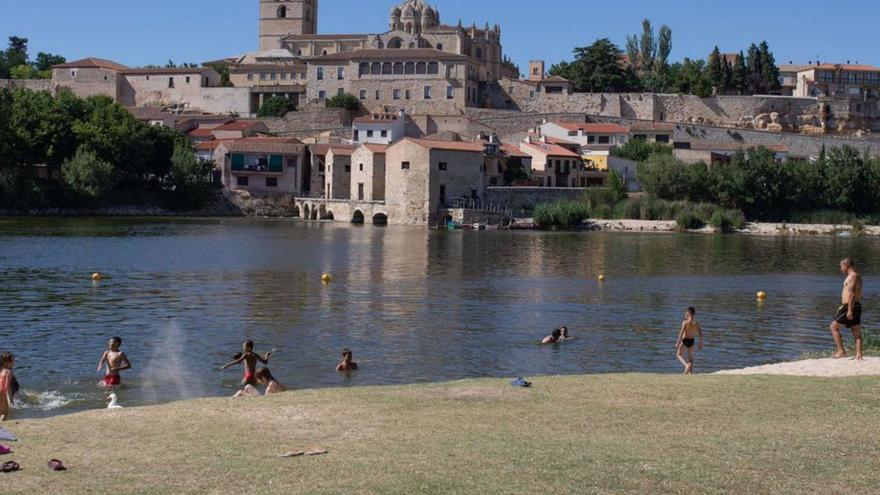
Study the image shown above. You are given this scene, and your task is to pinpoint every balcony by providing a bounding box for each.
[230,153,284,174]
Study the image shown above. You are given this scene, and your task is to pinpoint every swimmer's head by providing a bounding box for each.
[341,348,353,362]
[108,337,122,351]
[254,367,275,385]
[841,258,855,273]
[686,307,696,319]
[0,352,13,370]
[560,327,569,338]
[551,328,562,340]
[243,340,254,352]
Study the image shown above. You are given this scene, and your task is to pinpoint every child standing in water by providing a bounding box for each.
[221,341,271,387]
[336,349,358,372]
[97,337,132,388]
[0,352,19,421]
[676,307,703,375]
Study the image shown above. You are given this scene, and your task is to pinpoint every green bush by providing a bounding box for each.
[533,199,591,229]
[709,208,745,232]
[675,209,705,230]
[62,147,117,201]
[326,93,360,111]
[610,138,673,162]
[257,96,295,117]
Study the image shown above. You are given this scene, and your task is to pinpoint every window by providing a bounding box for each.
[380,130,388,138]
[237,176,249,186]
[359,163,364,171]
[476,48,483,60]
[185,76,191,84]
[337,66,344,80]
[416,62,427,74]
[656,134,670,143]
[382,62,393,75]
[371,62,381,75]
[168,77,175,88]
[404,62,415,75]
[447,86,454,99]
[277,5,286,18]
[393,89,400,100]
[344,165,351,173]
[393,62,404,75]
[427,62,438,74]
[359,63,369,76]
[401,161,410,170]
[405,90,411,100]
[375,90,381,100]
[367,130,374,137]
[337,88,344,96]
[359,90,367,100]
[587,135,596,144]
[247,73,254,81]
[439,184,446,205]
[598,135,610,144]
[318,90,326,99]
[353,130,359,141]
[266,177,278,187]
[357,183,365,201]
[270,73,277,80]
[281,72,287,80]
[424,86,432,99]
[439,162,448,171]
[317,67,324,80]
[287,157,298,169]
[71,70,76,77]
[436,43,444,51]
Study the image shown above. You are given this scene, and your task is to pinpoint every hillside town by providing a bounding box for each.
[3,0,880,226]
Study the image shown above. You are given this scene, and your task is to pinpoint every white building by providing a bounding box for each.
[352,110,408,145]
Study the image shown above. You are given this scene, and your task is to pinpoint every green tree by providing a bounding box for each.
[62,147,117,200]
[745,43,763,94]
[568,39,635,92]
[611,138,673,162]
[167,141,215,210]
[9,64,37,79]
[6,36,29,69]
[707,47,725,94]
[607,169,628,201]
[326,93,360,111]
[758,41,780,93]
[32,52,65,78]
[656,25,672,71]
[731,51,748,94]
[206,63,233,87]
[257,96,295,117]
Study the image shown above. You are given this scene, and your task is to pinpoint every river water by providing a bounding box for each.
[0,217,874,417]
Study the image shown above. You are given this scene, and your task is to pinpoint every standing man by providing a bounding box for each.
[831,258,863,360]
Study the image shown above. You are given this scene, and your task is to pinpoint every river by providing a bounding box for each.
[0,217,873,417]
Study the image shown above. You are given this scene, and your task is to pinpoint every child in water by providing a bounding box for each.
[336,349,358,372]
[0,352,19,421]
[97,337,132,388]
[221,341,271,387]
[233,368,286,397]
[542,328,562,344]
[676,307,704,375]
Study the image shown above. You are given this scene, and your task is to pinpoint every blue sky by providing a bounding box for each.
[2,0,878,71]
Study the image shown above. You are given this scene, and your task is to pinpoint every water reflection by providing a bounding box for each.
[0,218,874,417]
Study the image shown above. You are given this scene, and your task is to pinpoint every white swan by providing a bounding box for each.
[106,393,123,409]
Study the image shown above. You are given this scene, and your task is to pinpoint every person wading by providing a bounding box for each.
[830,258,864,361]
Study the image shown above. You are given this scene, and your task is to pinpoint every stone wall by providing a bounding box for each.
[0,79,52,92]
[485,187,589,211]
[262,108,352,137]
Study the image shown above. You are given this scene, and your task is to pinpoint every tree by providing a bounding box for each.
[9,64,37,79]
[567,39,635,92]
[656,25,672,70]
[257,96,295,117]
[6,36,28,69]
[731,51,748,94]
[745,43,763,94]
[707,47,725,94]
[607,169,628,201]
[326,93,360,111]
[167,141,215,210]
[638,19,656,75]
[548,60,576,82]
[62,147,117,200]
[33,52,65,72]
[758,41,780,93]
[207,63,233,87]
[611,138,672,162]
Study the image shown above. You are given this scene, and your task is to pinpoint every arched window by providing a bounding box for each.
[476,48,483,60]
[378,41,384,49]
[436,43,444,51]
[405,23,413,34]
[359,62,370,76]
[371,62,381,75]
[388,38,402,49]
[416,62,427,74]
[277,6,287,18]
[427,62,439,74]
[393,62,404,75]
[322,50,328,56]
[404,62,415,74]
[382,62,393,75]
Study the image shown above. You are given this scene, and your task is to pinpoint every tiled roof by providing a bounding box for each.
[521,141,581,158]
[122,67,215,75]
[215,120,265,131]
[189,128,216,138]
[227,137,305,154]
[196,139,237,151]
[500,144,530,158]
[361,144,389,154]
[542,75,570,83]
[528,133,579,146]
[53,57,129,71]
[403,137,486,152]
[310,144,330,156]
[310,48,470,63]
[554,122,630,134]
[811,64,880,72]
[126,106,174,122]
[328,144,359,156]
[629,122,675,132]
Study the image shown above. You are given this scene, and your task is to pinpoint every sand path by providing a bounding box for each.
[716,357,880,377]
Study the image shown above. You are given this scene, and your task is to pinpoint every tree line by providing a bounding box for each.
[0,36,66,80]
[549,20,781,97]
[0,88,215,210]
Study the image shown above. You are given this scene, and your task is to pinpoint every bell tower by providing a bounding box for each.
[259,0,318,51]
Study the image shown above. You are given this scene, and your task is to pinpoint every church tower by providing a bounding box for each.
[259,0,318,51]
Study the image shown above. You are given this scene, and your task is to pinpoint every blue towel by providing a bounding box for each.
[510,377,532,388]
[0,427,16,442]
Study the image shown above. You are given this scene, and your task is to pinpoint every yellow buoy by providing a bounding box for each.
[598,275,606,282]
[757,291,767,300]
[321,273,332,283]
[91,272,103,281]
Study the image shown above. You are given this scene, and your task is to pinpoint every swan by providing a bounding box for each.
[106,393,123,409]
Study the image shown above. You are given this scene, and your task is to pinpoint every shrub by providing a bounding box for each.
[166,142,215,210]
[62,147,117,201]
[257,96,295,117]
[709,208,746,232]
[610,138,673,162]
[533,199,591,229]
[326,93,360,111]
[675,209,705,230]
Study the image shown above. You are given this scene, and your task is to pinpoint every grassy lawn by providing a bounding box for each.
[3,374,880,494]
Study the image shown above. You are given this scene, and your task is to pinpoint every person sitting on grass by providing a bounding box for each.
[542,328,562,345]
[336,349,358,372]
[234,367,286,397]
[676,307,704,375]
[0,352,19,421]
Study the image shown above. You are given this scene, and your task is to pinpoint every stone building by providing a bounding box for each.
[518,139,589,188]
[352,111,408,145]
[788,63,880,100]
[259,0,318,51]
[222,48,308,112]
[323,145,358,199]
[350,144,388,201]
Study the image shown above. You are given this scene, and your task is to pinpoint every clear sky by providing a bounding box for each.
[2,0,878,72]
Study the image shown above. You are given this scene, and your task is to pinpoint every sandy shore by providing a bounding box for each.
[716,357,880,377]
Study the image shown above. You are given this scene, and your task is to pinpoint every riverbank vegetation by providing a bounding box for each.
[0,88,215,211]
[6,374,879,494]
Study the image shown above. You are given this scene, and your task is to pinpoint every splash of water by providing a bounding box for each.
[15,390,80,410]
[140,321,209,403]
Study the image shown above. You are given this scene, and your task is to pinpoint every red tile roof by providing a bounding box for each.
[521,141,581,158]
[121,67,216,75]
[811,64,880,72]
[328,145,359,156]
[53,57,129,71]
[554,122,630,134]
[196,139,237,151]
[361,144,389,154]
[189,128,216,138]
[227,137,305,154]
[528,133,579,147]
[310,144,330,156]
[403,137,486,153]
[215,120,265,131]
[500,144,530,158]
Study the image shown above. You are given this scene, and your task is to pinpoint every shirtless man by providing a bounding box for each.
[676,307,703,374]
[97,337,132,388]
[220,341,271,387]
[831,258,864,360]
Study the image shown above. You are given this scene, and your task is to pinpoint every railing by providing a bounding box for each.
[448,198,514,219]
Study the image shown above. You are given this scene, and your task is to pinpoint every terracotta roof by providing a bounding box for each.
[310,48,470,63]
[360,144,389,154]
[53,57,129,71]
[541,75,570,83]
[629,122,675,132]
[500,144,530,158]
[554,122,630,134]
[521,141,581,158]
[196,139,237,151]
[215,120,265,131]
[189,128,216,138]
[310,144,330,156]
[122,67,215,75]
[227,137,305,154]
[328,144,359,156]
[528,133,579,147]
[403,137,486,153]
[779,64,814,73]
[126,106,174,122]
[685,142,788,153]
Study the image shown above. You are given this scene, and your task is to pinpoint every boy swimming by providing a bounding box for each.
[676,307,703,375]
[542,328,562,344]
[221,341,272,387]
[336,349,358,372]
[97,337,132,388]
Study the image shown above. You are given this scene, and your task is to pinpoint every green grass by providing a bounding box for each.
[4,374,880,494]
